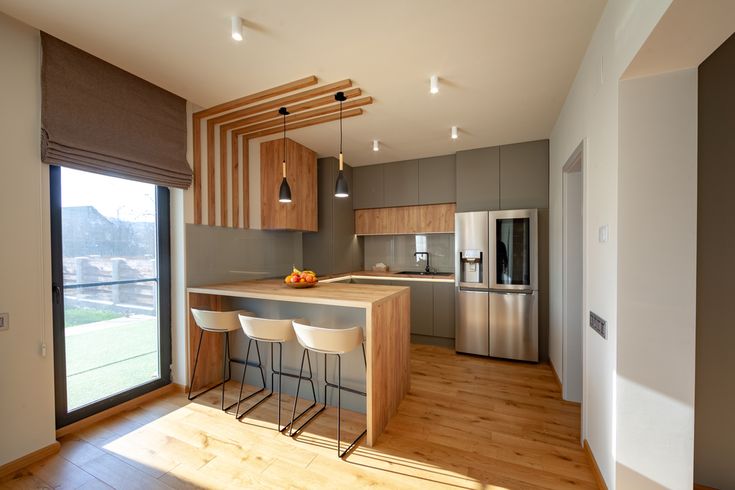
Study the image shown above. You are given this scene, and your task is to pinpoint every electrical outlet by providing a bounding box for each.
[590,311,607,339]
[0,312,9,331]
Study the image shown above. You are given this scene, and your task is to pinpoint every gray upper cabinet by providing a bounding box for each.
[383,160,419,207]
[432,282,455,338]
[499,140,549,209]
[455,146,500,212]
[353,164,384,209]
[418,154,456,205]
[303,158,363,276]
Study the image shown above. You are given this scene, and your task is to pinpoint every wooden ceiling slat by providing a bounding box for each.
[243,108,364,139]
[193,75,318,118]
[222,88,363,132]
[233,97,373,136]
[208,79,353,125]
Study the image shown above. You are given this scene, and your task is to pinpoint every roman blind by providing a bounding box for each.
[40,32,192,189]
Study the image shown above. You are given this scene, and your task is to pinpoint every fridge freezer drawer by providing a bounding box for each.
[489,291,538,362]
[455,289,489,356]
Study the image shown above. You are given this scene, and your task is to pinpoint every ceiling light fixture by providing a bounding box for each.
[373,140,380,152]
[430,75,439,95]
[451,126,458,140]
[278,107,292,203]
[334,91,349,198]
[231,16,244,42]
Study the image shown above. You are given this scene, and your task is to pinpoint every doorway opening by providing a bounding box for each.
[562,144,584,406]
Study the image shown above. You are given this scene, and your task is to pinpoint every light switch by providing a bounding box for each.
[598,225,609,243]
[0,312,9,331]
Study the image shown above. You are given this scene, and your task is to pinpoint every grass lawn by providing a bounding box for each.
[65,316,159,410]
[64,307,123,327]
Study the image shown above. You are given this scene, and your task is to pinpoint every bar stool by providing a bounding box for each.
[189,308,266,412]
[236,315,318,432]
[289,321,367,458]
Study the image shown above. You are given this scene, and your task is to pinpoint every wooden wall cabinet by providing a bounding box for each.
[355,203,455,235]
[260,138,317,231]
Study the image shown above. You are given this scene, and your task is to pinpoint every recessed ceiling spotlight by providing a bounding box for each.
[430,75,439,95]
[451,126,458,140]
[231,16,244,42]
[373,140,380,152]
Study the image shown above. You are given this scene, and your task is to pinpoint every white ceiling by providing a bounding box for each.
[0,0,605,166]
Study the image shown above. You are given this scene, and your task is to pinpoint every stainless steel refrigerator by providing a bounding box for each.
[455,209,539,362]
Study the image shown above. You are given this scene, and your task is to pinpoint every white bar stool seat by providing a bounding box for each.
[237,315,317,432]
[289,321,367,458]
[189,308,266,412]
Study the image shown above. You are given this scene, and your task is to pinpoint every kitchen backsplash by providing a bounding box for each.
[363,234,454,273]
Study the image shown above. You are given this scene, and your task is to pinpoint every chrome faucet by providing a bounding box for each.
[414,251,431,273]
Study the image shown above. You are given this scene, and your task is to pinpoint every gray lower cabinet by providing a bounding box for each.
[499,140,549,209]
[432,282,455,338]
[353,164,384,209]
[383,160,418,207]
[408,282,433,336]
[419,155,456,205]
[349,278,455,340]
[456,146,500,212]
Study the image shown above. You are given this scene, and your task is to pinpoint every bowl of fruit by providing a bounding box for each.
[284,268,318,288]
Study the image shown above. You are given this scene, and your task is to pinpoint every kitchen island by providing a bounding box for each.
[186,279,410,446]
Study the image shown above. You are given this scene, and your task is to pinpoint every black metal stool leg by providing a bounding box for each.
[221,332,229,411]
[230,339,267,415]
[281,348,318,434]
[337,354,342,457]
[187,329,204,401]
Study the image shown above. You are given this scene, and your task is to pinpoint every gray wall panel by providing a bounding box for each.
[185,224,302,286]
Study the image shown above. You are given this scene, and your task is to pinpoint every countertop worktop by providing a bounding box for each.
[187,278,409,308]
[321,270,455,283]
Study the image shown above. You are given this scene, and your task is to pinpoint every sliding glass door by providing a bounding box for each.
[50,166,170,428]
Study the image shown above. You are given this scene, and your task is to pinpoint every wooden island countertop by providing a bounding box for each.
[186,279,411,447]
[188,279,408,308]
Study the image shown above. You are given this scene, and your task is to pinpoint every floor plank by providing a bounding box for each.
[1,345,596,489]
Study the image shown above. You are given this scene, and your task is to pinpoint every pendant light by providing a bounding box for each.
[334,91,349,198]
[278,107,292,203]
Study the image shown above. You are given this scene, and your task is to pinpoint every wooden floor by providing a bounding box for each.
[1,345,596,489]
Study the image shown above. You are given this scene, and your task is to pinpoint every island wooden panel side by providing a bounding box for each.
[367,289,411,445]
[187,292,225,392]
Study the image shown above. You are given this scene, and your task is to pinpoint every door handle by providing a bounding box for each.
[52,284,62,304]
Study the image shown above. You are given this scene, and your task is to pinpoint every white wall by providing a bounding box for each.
[617,68,698,489]
[0,13,57,465]
[548,0,672,486]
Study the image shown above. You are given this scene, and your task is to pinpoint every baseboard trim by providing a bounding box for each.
[583,439,607,490]
[0,441,60,479]
[55,383,175,438]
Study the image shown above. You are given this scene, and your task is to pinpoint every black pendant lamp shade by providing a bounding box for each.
[334,91,349,198]
[278,107,292,203]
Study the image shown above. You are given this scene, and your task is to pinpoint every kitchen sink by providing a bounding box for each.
[395,271,453,276]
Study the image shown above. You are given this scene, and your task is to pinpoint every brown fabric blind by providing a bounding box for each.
[40,32,192,189]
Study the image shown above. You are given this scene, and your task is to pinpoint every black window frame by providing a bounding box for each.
[50,165,171,429]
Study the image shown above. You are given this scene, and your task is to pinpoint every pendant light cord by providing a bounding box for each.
[339,99,343,154]
[283,112,286,161]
